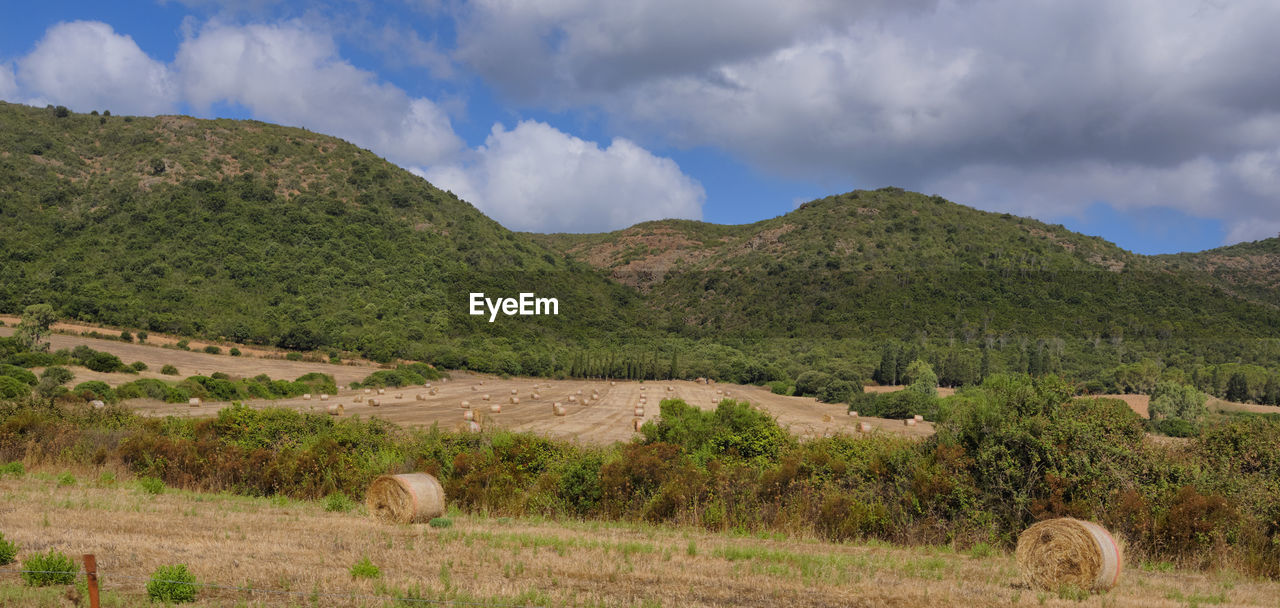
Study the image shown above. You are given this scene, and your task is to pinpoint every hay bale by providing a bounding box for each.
[416,394,426,401]
[482,394,490,401]
[368,398,380,407]
[354,396,363,403]
[460,400,470,408]
[634,407,645,417]
[377,388,386,395]
[913,415,924,422]
[568,395,577,403]
[848,410,858,417]
[633,418,643,431]
[509,396,520,404]
[463,410,474,421]
[823,415,832,422]
[858,422,871,433]
[511,389,518,395]
[490,404,502,413]
[429,388,438,395]
[904,418,917,426]
[303,393,312,400]
[364,389,371,394]
[424,383,432,388]
[531,393,540,399]
[366,473,445,524]
[611,381,616,386]
[471,386,478,391]
[467,421,481,433]
[666,386,673,392]
[639,386,646,392]
[327,404,344,416]
[188,397,201,407]
[553,404,567,416]
[395,393,403,399]
[1016,518,1123,592]
[320,394,329,401]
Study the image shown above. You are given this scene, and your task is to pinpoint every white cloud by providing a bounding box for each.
[423,120,704,232]
[0,62,16,101]
[16,21,177,115]
[175,21,462,167]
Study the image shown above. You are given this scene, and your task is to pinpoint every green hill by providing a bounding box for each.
[1155,236,1280,307]
[1,102,1277,394]
[0,101,645,367]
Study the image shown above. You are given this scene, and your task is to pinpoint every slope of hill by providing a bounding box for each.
[0,102,644,364]
[1155,236,1280,307]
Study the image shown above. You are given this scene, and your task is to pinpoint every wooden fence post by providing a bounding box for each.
[82,554,100,608]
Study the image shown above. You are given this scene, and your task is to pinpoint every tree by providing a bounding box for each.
[1226,372,1250,403]
[1148,381,1207,422]
[905,359,938,398]
[14,304,56,352]
[1262,376,1280,406]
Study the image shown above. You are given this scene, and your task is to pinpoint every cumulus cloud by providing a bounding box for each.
[16,21,177,115]
[455,0,1280,245]
[175,21,462,167]
[0,62,16,101]
[423,121,704,232]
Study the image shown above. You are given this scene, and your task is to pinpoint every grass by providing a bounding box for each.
[0,468,1276,607]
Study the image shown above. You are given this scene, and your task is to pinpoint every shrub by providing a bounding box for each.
[767,380,794,396]
[38,366,73,385]
[1151,418,1197,438]
[0,533,16,566]
[130,361,148,372]
[139,476,165,495]
[161,365,179,376]
[57,472,76,486]
[428,517,453,528]
[136,331,148,343]
[147,564,198,603]
[72,381,114,402]
[229,348,241,357]
[349,557,381,579]
[83,351,126,373]
[285,352,303,361]
[120,331,133,342]
[0,364,38,386]
[203,345,221,355]
[323,492,355,512]
[21,550,76,586]
[0,462,24,476]
[0,376,29,399]
[176,340,189,351]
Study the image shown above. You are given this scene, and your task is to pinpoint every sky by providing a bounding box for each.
[2,1,1279,254]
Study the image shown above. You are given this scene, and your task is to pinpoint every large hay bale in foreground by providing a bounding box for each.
[1016,518,1123,592]
[366,473,444,524]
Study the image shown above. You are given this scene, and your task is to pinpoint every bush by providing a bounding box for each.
[72,381,114,402]
[349,557,380,579]
[136,331,148,343]
[323,492,355,512]
[1151,418,1198,438]
[428,517,453,528]
[38,366,73,386]
[83,351,126,373]
[139,476,165,495]
[21,550,76,586]
[57,472,76,486]
[176,340,190,351]
[130,361,147,372]
[229,348,241,357]
[0,376,29,399]
[0,364,37,386]
[767,380,794,396]
[0,462,24,476]
[0,533,16,566]
[203,345,221,355]
[161,365,179,376]
[147,564,198,603]
[120,331,133,342]
[285,352,302,361]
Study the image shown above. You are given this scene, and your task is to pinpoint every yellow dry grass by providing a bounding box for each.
[1,468,1277,607]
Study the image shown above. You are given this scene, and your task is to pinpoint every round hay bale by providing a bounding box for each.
[467,421,481,433]
[490,404,502,413]
[320,394,329,401]
[823,415,832,422]
[633,418,643,431]
[858,422,872,432]
[366,473,444,524]
[568,395,577,403]
[509,396,520,404]
[463,410,474,421]
[611,381,616,386]
[364,389,371,394]
[634,407,645,417]
[479,380,485,385]
[416,394,426,401]
[913,414,924,422]
[511,389,518,395]
[377,388,386,395]
[666,386,673,392]
[531,393,540,399]
[395,393,403,399]
[303,393,312,400]
[354,396,363,403]
[471,386,478,392]
[460,400,470,408]
[639,386,646,392]
[848,410,858,417]
[1016,518,1123,592]
[368,398,380,407]
[424,383,432,388]
[553,404,566,416]
[188,397,201,407]
[429,388,438,395]
[482,394,490,401]
[327,404,344,416]
[716,389,723,395]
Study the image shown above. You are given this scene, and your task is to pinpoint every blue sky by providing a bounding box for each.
[3,1,1278,254]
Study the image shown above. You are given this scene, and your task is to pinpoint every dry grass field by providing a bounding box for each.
[2,468,1277,608]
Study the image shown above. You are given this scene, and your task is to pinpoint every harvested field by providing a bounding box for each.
[0,470,1272,607]
[863,385,957,397]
